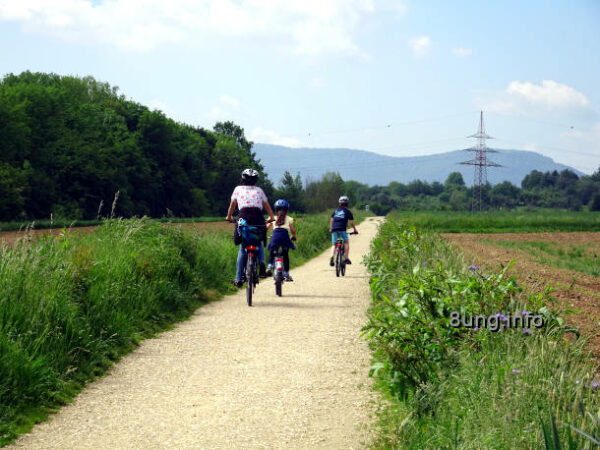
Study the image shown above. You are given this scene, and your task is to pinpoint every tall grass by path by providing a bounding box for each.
[392,209,600,233]
[365,219,600,448]
[0,216,225,232]
[0,212,368,446]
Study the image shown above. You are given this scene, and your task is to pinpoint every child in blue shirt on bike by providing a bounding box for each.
[329,195,358,267]
[266,199,296,281]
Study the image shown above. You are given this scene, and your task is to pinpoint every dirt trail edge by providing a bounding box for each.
[11,217,384,450]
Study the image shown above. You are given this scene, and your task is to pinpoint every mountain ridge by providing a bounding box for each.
[253,143,583,187]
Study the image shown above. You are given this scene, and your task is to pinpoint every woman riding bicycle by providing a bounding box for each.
[266,199,296,281]
[226,168,275,287]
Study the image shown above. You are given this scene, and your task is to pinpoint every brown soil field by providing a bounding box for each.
[444,232,600,357]
[0,221,231,246]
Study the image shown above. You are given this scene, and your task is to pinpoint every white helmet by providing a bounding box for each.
[338,195,349,205]
[241,168,259,184]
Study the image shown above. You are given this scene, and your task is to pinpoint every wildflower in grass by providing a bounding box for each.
[468,264,480,271]
[522,328,531,335]
[576,380,581,385]
[592,382,599,391]
[522,310,531,316]
[495,312,508,322]
[512,369,520,374]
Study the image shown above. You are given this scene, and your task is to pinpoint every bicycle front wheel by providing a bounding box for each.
[246,256,254,307]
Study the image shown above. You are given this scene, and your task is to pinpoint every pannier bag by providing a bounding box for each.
[239,225,262,246]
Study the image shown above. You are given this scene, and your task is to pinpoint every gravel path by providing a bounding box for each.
[11,217,383,449]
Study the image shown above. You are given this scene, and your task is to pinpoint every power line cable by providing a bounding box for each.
[299,111,479,138]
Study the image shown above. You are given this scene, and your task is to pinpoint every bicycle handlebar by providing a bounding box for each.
[225,217,275,224]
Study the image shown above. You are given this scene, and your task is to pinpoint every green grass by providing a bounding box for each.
[391,209,600,233]
[0,212,369,446]
[0,216,224,232]
[365,219,600,448]
[486,239,600,277]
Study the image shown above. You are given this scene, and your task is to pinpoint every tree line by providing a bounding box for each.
[0,72,272,221]
[1,72,598,221]
[273,168,600,215]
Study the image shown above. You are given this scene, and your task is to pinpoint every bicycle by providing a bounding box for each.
[235,220,273,307]
[334,231,358,277]
[271,246,285,297]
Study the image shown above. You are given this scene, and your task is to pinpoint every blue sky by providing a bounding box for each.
[1,0,599,173]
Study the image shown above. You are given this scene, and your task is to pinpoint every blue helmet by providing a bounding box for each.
[274,199,289,210]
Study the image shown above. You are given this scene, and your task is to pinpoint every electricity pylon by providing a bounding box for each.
[460,111,501,211]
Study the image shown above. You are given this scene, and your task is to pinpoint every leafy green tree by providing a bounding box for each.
[275,171,305,212]
[590,194,600,212]
[449,190,467,211]
[444,172,466,190]
[304,172,345,213]
[489,181,520,208]
[0,72,277,221]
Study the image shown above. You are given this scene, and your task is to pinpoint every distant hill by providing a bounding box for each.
[254,143,583,187]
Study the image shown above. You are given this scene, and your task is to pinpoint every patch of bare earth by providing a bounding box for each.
[444,233,600,357]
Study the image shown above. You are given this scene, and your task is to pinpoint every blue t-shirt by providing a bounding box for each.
[331,207,354,232]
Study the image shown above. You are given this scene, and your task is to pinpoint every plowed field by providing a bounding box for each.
[445,232,600,357]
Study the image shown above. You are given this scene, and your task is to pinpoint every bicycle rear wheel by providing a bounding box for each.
[341,257,346,276]
[275,278,282,296]
[335,248,341,277]
[246,256,254,307]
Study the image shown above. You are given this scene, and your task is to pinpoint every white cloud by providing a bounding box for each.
[0,0,378,56]
[507,80,589,109]
[204,95,243,122]
[219,95,239,109]
[249,127,302,147]
[477,80,590,114]
[408,35,432,57]
[452,47,472,57]
[377,0,408,16]
[205,105,230,122]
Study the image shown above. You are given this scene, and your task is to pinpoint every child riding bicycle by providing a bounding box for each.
[226,168,275,287]
[329,195,358,267]
[266,199,296,281]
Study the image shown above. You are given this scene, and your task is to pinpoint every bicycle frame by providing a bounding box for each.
[334,238,345,277]
[333,231,357,277]
[236,221,271,306]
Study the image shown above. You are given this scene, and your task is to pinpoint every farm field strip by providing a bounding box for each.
[444,232,600,355]
[484,239,600,277]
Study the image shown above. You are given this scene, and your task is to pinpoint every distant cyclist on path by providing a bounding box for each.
[329,195,358,267]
